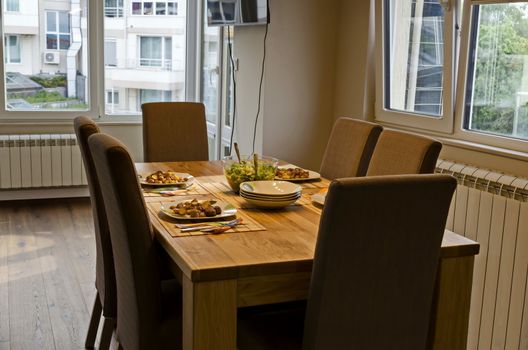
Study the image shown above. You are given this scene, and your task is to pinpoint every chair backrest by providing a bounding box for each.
[366,129,442,176]
[73,116,116,317]
[88,133,162,350]
[142,102,209,162]
[303,174,456,350]
[319,118,382,179]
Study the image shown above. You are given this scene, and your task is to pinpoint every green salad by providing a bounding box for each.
[224,160,276,191]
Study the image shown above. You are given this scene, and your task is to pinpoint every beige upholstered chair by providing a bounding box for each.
[238,174,457,350]
[88,133,182,350]
[141,102,209,162]
[74,117,116,350]
[319,118,382,179]
[366,129,442,176]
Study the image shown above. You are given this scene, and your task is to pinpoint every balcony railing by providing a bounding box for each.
[104,7,124,18]
[105,58,181,72]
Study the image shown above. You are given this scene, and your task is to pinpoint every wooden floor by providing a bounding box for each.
[0,198,96,350]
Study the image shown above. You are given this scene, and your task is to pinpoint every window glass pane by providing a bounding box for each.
[156,2,167,15]
[59,12,70,32]
[465,3,528,140]
[3,4,89,111]
[6,0,19,12]
[132,2,142,14]
[168,2,178,15]
[47,12,57,32]
[384,0,445,117]
[140,37,162,66]
[144,2,153,15]
[59,34,71,50]
[105,1,186,115]
[104,40,117,66]
[202,25,220,123]
[8,36,20,63]
[46,35,58,50]
[164,37,172,60]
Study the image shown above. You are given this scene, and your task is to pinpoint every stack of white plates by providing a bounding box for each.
[239,181,302,208]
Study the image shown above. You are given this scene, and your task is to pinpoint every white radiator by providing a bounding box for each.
[0,134,87,189]
[437,160,528,350]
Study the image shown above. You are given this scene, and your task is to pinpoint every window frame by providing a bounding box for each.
[138,35,173,70]
[375,0,457,133]
[0,0,202,122]
[4,35,21,64]
[131,1,178,16]
[376,0,528,154]
[452,0,528,153]
[45,11,71,51]
[104,0,124,18]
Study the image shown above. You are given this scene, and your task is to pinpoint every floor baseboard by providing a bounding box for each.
[0,187,89,201]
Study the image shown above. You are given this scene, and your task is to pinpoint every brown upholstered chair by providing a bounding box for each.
[366,129,442,176]
[319,118,382,179]
[238,174,457,350]
[88,133,182,350]
[74,116,116,350]
[141,102,209,162]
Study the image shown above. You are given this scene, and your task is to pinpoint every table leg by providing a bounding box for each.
[429,256,475,350]
[183,276,237,350]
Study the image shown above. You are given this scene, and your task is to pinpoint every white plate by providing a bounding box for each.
[160,200,237,220]
[275,165,321,182]
[239,189,301,200]
[139,172,194,187]
[241,196,299,208]
[240,181,302,196]
[240,192,301,202]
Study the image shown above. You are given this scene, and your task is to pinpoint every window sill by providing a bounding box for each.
[377,122,528,163]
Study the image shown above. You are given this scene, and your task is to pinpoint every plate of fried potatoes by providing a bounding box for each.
[139,171,194,186]
[275,165,320,182]
[160,199,237,220]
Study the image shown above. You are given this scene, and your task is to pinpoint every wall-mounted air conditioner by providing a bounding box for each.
[43,51,60,65]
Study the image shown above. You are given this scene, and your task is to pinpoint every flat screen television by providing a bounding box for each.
[207,0,269,27]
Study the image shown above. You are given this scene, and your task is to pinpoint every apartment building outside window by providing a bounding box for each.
[132,1,178,16]
[105,0,124,18]
[6,0,19,12]
[46,11,71,50]
[106,90,119,105]
[4,35,20,64]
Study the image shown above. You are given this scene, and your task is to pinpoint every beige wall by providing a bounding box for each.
[235,0,339,170]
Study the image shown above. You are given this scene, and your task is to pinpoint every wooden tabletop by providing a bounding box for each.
[137,161,480,282]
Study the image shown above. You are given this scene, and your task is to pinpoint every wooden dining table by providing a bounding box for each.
[136,160,480,350]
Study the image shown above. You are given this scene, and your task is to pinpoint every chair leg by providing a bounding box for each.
[85,293,102,349]
[99,316,116,350]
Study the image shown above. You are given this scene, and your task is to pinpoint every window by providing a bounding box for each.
[463,2,528,141]
[4,35,20,64]
[132,1,178,15]
[139,36,172,69]
[104,40,117,67]
[377,0,455,132]
[46,11,71,50]
[6,0,19,12]
[106,90,119,104]
[105,0,124,18]
[2,2,88,112]
[105,1,186,115]
[378,0,528,149]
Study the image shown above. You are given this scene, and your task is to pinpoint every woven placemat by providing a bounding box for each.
[147,196,266,237]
